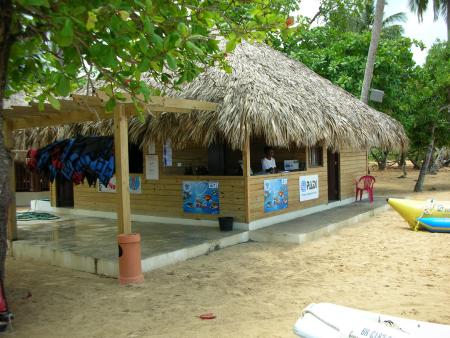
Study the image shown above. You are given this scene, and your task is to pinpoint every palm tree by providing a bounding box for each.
[410,0,449,192]
[409,0,449,40]
[360,0,385,104]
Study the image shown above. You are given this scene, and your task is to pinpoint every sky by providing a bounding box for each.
[295,1,447,65]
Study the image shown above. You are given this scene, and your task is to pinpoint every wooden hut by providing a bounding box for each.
[20,42,407,230]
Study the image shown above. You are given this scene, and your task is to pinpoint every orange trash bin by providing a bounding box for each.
[117,233,144,284]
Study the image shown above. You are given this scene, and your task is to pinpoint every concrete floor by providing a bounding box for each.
[250,197,388,243]
[12,217,248,277]
[11,198,386,277]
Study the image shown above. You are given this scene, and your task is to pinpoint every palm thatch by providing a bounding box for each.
[130,41,407,151]
[11,41,408,152]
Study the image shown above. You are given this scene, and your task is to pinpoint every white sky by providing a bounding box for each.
[295,1,447,65]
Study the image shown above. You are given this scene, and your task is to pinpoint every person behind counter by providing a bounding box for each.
[261,146,277,174]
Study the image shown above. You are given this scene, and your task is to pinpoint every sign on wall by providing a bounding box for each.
[264,178,288,213]
[183,181,220,215]
[163,138,173,167]
[299,175,319,201]
[145,155,159,180]
[98,175,142,194]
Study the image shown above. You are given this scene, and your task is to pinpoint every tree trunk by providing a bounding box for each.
[447,0,449,42]
[377,150,388,170]
[360,0,385,104]
[414,125,436,192]
[399,151,407,177]
[430,147,447,173]
[0,0,13,282]
[426,147,436,173]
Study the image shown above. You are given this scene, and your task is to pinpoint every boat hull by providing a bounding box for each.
[387,198,450,230]
[294,303,450,338]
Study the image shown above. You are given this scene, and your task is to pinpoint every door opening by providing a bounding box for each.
[56,175,74,207]
[327,150,340,201]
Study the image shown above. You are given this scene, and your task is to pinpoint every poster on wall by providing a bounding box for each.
[163,138,173,167]
[264,178,288,213]
[299,175,319,201]
[183,181,219,215]
[98,175,142,194]
[145,155,159,180]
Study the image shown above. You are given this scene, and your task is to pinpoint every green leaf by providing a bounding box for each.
[141,16,154,35]
[86,11,97,30]
[101,85,113,97]
[17,0,49,7]
[186,41,203,55]
[166,53,177,70]
[151,33,164,50]
[48,95,61,110]
[177,22,189,37]
[138,58,151,72]
[225,39,236,53]
[54,19,74,47]
[105,97,116,112]
[119,10,130,20]
[55,76,71,97]
[152,16,165,23]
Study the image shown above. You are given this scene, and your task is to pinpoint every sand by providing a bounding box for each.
[4,167,450,337]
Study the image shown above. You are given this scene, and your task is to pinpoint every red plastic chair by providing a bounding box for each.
[355,175,375,204]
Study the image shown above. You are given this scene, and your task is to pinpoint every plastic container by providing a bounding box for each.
[117,233,144,284]
[218,217,234,231]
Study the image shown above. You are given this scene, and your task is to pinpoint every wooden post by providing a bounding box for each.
[113,104,132,234]
[3,121,17,241]
[243,136,251,224]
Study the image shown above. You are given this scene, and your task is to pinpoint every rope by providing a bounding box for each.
[302,309,340,332]
[16,212,60,222]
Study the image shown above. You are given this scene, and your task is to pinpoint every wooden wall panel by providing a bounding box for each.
[339,150,367,199]
[73,175,246,222]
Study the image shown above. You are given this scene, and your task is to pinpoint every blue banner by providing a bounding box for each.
[183,181,220,215]
[264,178,288,213]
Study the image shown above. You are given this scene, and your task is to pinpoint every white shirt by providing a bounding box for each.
[261,157,276,172]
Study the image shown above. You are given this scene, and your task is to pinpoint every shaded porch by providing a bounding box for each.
[12,216,247,277]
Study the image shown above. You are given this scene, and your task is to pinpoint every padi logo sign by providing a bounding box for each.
[299,175,319,201]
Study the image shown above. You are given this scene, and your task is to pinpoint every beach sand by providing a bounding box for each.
[4,167,450,337]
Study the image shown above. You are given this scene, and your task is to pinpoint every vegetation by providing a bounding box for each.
[271,0,449,187]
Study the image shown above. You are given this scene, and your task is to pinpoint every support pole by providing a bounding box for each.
[3,121,17,241]
[113,104,131,234]
[113,104,143,284]
[243,136,251,224]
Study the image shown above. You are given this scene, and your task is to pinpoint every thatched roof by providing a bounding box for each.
[12,41,408,151]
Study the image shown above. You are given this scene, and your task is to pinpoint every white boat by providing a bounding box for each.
[294,303,450,338]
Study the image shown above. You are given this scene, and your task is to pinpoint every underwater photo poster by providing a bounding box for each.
[98,175,142,194]
[264,178,288,213]
[183,181,220,215]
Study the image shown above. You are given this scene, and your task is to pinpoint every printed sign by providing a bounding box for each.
[264,178,288,213]
[163,138,172,166]
[183,181,219,215]
[299,175,319,201]
[145,155,159,180]
[98,175,142,194]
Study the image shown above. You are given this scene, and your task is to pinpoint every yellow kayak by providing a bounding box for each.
[387,198,450,230]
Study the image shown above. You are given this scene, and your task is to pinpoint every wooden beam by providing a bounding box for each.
[114,104,132,234]
[3,121,18,241]
[96,91,218,113]
[243,136,251,224]
[10,109,109,129]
